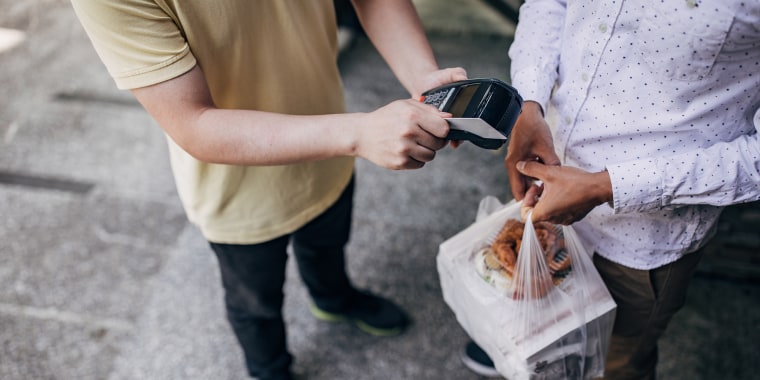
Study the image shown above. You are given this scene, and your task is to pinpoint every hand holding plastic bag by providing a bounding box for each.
[438,197,616,379]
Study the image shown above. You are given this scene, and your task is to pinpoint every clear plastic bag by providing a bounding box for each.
[438,197,616,379]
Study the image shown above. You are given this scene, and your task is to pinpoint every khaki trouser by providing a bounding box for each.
[593,249,704,380]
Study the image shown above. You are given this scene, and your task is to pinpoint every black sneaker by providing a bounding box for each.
[461,341,501,377]
[309,290,409,337]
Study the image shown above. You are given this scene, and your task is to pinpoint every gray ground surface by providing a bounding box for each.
[1,1,758,379]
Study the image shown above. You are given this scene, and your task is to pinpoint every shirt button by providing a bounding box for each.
[564,116,573,124]
[581,73,590,82]
[598,23,608,33]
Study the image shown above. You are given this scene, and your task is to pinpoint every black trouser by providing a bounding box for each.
[209,178,355,378]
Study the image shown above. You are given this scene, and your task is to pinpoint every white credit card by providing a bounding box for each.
[446,118,507,140]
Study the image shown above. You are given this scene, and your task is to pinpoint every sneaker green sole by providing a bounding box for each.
[354,320,403,337]
[308,303,348,322]
[309,304,404,337]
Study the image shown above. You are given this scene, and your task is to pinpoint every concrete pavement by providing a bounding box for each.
[1,1,758,379]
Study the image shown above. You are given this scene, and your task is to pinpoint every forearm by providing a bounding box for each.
[184,109,359,165]
[133,65,451,169]
[608,133,760,213]
[352,0,438,97]
[132,66,359,165]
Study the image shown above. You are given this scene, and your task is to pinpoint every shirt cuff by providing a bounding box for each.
[510,66,554,112]
[606,158,664,213]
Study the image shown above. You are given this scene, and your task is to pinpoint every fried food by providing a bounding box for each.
[489,218,571,284]
[491,219,524,274]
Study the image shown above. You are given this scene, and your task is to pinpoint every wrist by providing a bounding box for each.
[335,113,364,158]
[593,170,614,206]
[523,100,545,117]
[516,101,546,128]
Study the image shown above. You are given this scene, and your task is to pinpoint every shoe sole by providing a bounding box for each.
[308,304,404,337]
[459,349,502,378]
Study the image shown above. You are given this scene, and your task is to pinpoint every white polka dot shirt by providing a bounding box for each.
[509,0,760,269]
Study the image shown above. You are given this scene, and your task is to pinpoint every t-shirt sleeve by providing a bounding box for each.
[71,0,196,89]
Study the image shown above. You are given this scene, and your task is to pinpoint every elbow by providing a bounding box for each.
[166,131,215,163]
[162,107,232,164]
[182,143,219,164]
[173,134,233,165]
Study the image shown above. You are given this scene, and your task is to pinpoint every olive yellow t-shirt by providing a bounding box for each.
[71,0,355,244]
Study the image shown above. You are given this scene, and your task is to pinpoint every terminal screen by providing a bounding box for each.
[448,84,479,117]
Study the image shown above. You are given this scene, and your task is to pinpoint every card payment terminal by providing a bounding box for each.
[419,78,523,149]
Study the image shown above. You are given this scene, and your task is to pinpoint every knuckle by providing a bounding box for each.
[396,144,413,156]
[398,105,416,120]
[389,154,410,169]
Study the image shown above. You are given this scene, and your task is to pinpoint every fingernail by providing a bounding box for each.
[516,161,526,170]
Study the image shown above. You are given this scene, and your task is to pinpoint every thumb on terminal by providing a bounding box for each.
[441,67,468,83]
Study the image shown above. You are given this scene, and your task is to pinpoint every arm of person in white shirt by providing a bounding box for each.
[605,107,760,213]
[504,0,566,200]
[514,107,760,225]
[504,0,610,224]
